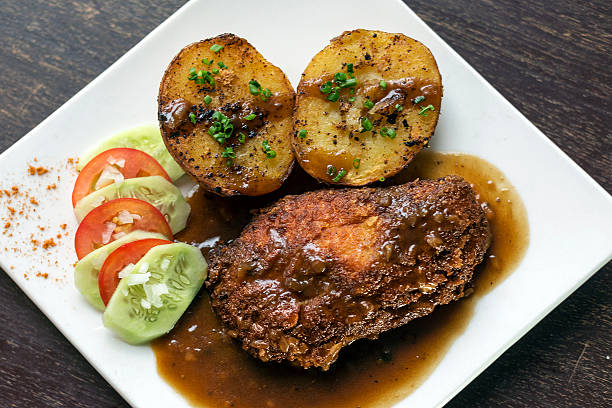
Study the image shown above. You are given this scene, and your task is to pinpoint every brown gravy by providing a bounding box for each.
[152,151,529,408]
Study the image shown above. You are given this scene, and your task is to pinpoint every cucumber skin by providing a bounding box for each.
[78,124,185,181]
[74,231,166,311]
[102,243,207,344]
[73,176,191,234]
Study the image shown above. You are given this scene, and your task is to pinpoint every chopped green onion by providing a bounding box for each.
[203,95,212,105]
[379,176,386,182]
[381,127,397,139]
[364,100,374,109]
[202,58,212,65]
[245,113,257,120]
[238,132,246,143]
[262,140,276,158]
[379,80,387,89]
[332,168,347,182]
[395,104,403,111]
[210,44,223,53]
[260,88,273,101]
[361,117,373,131]
[298,129,307,139]
[249,79,261,95]
[212,68,219,75]
[412,95,425,104]
[327,89,340,102]
[320,81,333,94]
[339,78,357,88]
[221,147,235,167]
[189,112,196,124]
[418,104,435,116]
[348,96,356,103]
[326,165,337,177]
[347,63,354,74]
[353,158,361,169]
[217,61,227,69]
[334,72,347,83]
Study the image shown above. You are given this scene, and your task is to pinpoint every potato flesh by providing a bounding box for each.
[293,29,442,186]
[158,34,295,196]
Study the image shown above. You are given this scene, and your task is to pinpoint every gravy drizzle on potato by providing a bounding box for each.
[158,34,295,196]
[293,29,442,186]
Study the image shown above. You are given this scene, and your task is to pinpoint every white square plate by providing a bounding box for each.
[1,0,611,407]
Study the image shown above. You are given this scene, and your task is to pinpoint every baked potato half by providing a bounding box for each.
[158,34,295,196]
[293,29,442,185]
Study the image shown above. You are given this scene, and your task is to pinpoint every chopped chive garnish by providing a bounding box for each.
[245,113,256,120]
[347,63,354,74]
[212,68,220,75]
[379,176,386,182]
[361,117,373,131]
[260,88,272,101]
[320,81,333,94]
[298,129,307,139]
[202,58,212,65]
[381,127,397,139]
[221,147,235,167]
[210,44,223,53]
[238,132,246,143]
[208,111,233,144]
[418,104,435,116]
[218,61,227,69]
[412,95,425,104]
[334,72,347,82]
[326,165,337,177]
[327,90,340,102]
[339,78,357,88]
[262,140,276,158]
[189,112,196,124]
[203,95,212,105]
[379,80,387,89]
[353,158,361,169]
[249,79,261,95]
[349,96,356,103]
[395,104,403,111]
[332,168,347,182]
[364,99,374,109]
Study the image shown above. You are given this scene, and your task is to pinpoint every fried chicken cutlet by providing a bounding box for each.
[207,176,491,370]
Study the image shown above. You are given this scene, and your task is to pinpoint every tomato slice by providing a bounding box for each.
[98,238,173,306]
[74,198,173,259]
[72,147,171,206]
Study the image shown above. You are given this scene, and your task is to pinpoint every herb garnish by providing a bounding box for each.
[248,79,273,101]
[326,165,337,177]
[395,104,403,111]
[202,58,213,65]
[418,104,435,116]
[189,112,196,124]
[332,168,347,182]
[217,61,227,69]
[262,140,276,158]
[210,44,224,53]
[208,111,233,144]
[245,113,257,121]
[361,117,373,132]
[298,129,307,139]
[412,95,425,104]
[380,127,396,139]
[203,95,212,105]
[238,132,246,144]
[221,147,235,166]
[353,158,361,169]
[364,99,374,109]
[379,80,387,89]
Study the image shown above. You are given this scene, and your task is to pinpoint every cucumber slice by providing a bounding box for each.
[103,243,207,344]
[73,176,190,234]
[78,124,185,181]
[74,230,166,311]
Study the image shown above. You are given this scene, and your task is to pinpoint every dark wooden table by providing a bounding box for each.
[0,1,609,407]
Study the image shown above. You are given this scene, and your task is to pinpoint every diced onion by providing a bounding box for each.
[106,157,126,168]
[94,165,124,190]
[111,231,126,240]
[117,210,141,225]
[117,263,135,278]
[127,272,150,286]
[101,222,117,244]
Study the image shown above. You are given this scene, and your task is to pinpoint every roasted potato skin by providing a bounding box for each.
[292,29,442,186]
[158,33,295,196]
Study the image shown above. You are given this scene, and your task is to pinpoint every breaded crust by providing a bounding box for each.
[207,176,491,370]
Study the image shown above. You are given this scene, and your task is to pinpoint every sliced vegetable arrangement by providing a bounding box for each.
[71,124,206,343]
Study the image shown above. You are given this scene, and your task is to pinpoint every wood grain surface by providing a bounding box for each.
[0,1,610,407]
